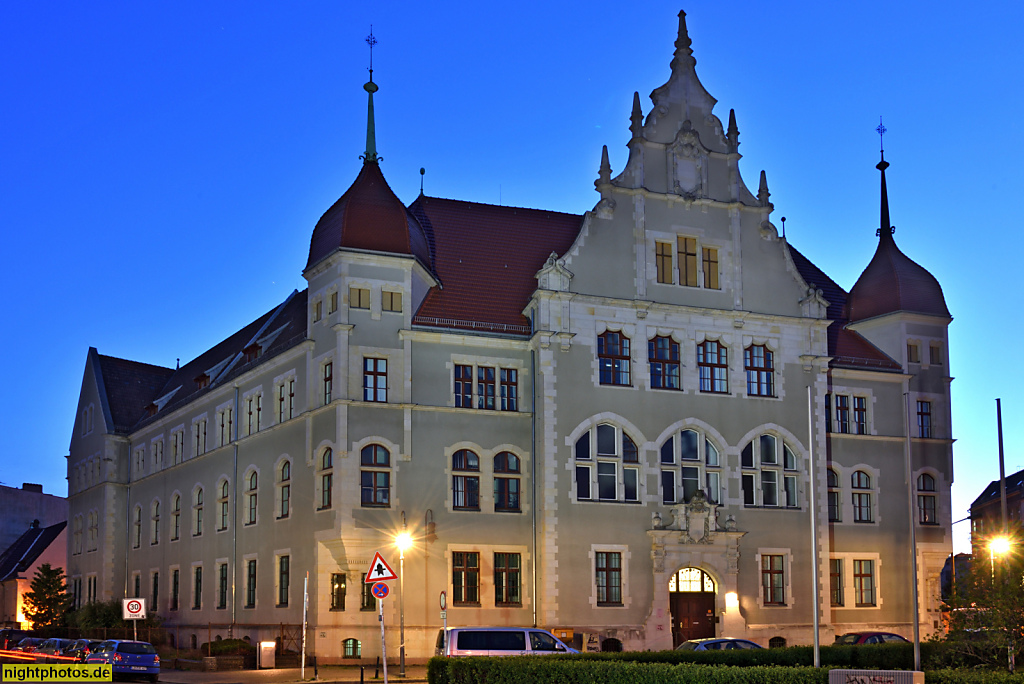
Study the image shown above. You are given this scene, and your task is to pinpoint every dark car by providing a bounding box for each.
[36,638,75,661]
[676,637,763,650]
[86,640,160,682]
[0,629,33,651]
[12,637,45,653]
[835,631,909,645]
[64,639,105,663]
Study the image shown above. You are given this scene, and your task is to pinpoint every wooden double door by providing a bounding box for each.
[670,591,716,646]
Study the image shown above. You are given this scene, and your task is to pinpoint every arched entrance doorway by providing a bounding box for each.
[669,567,716,646]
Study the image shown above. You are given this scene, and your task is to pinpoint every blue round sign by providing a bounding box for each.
[371,582,390,599]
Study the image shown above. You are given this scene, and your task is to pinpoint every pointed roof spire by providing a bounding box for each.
[877,150,892,243]
[630,92,643,139]
[672,10,695,69]
[596,145,612,189]
[758,170,770,207]
[361,28,380,165]
[727,108,739,152]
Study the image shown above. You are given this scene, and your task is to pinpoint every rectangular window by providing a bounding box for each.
[917,401,932,438]
[278,556,290,606]
[151,572,159,611]
[331,573,346,611]
[494,553,521,606]
[313,299,322,322]
[598,332,631,386]
[453,552,480,605]
[219,408,233,446]
[382,291,403,312]
[193,566,202,610]
[624,468,639,502]
[742,473,756,506]
[761,555,785,605]
[825,394,832,433]
[829,559,843,606]
[854,559,875,606]
[361,471,390,507]
[706,471,720,504]
[245,560,256,608]
[364,358,387,402]
[835,395,850,434]
[677,237,698,287]
[702,246,719,289]
[500,368,518,411]
[350,287,370,309]
[853,492,872,523]
[576,465,592,500]
[761,470,778,507]
[681,466,699,503]
[655,241,673,284]
[453,474,480,510]
[697,340,728,393]
[784,475,798,508]
[171,569,179,611]
[321,472,333,509]
[328,290,338,314]
[744,345,774,397]
[134,574,141,598]
[828,490,841,522]
[454,364,472,408]
[661,470,676,504]
[853,397,867,435]
[360,573,375,611]
[477,367,496,409]
[595,551,622,606]
[918,494,937,524]
[649,336,681,390]
[597,462,617,500]
[907,342,920,363]
[929,342,942,365]
[494,477,520,512]
[194,419,207,456]
[218,563,228,609]
[323,362,333,405]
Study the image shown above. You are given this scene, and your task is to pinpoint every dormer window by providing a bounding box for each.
[195,374,210,390]
[145,403,158,417]
[244,343,261,364]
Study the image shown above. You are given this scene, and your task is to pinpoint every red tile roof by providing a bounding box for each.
[408,196,583,334]
[306,162,433,272]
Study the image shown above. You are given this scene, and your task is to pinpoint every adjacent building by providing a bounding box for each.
[66,11,954,660]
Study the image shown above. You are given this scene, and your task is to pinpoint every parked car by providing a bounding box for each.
[835,631,909,645]
[64,639,105,663]
[36,638,75,661]
[676,637,763,651]
[435,627,578,656]
[86,640,160,682]
[12,637,45,653]
[0,629,33,651]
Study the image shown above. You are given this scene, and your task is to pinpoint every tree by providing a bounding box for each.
[945,541,1024,672]
[22,563,74,630]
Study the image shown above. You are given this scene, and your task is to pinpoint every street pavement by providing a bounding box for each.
[158,664,429,684]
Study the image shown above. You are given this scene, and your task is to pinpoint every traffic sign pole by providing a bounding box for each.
[378,597,388,684]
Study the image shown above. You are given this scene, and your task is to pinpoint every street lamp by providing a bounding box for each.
[395,521,413,677]
[990,535,1011,581]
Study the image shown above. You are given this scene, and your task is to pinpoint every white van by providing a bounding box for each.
[435,627,578,656]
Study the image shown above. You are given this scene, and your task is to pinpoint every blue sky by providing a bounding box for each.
[2,1,1021,554]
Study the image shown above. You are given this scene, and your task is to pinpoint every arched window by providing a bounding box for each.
[917,473,936,524]
[172,495,181,540]
[319,449,333,510]
[851,471,873,523]
[744,344,775,397]
[494,452,521,512]
[193,488,204,536]
[826,469,840,522]
[741,434,799,508]
[342,638,361,658]
[649,336,680,390]
[668,567,716,593]
[218,480,230,531]
[660,429,722,504]
[598,331,631,386]
[246,472,258,525]
[360,445,391,507]
[575,424,640,502]
[452,450,480,510]
[151,500,160,545]
[697,339,728,393]
[278,461,291,519]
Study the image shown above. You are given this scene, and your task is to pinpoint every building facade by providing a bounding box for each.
[66,12,954,660]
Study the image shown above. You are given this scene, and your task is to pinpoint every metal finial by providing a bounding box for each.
[419,167,425,195]
[780,217,786,239]
[876,116,886,153]
[366,26,378,80]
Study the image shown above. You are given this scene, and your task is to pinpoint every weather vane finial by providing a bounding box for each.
[366,26,378,81]
[876,116,886,154]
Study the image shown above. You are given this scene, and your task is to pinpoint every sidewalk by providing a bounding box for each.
[159,664,429,684]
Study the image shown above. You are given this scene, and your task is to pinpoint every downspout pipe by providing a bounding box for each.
[531,347,538,629]
[232,387,239,630]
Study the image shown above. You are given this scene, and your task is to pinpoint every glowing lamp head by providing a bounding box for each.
[725,591,739,609]
[991,536,1012,556]
[395,531,413,552]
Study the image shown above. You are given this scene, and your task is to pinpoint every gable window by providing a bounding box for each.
[854,559,876,606]
[852,471,873,523]
[827,469,841,522]
[598,331,631,386]
[697,340,728,393]
[494,452,521,512]
[744,344,774,397]
[360,445,391,507]
[452,551,480,605]
[350,287,370,309]
[575,425,639,503]
[595,551,622,606]
[454,365,472,407]
[702,247,720,289]
[246,472,258,525]
[319,449,333,510]
[917,401,932,438]
[331,573,346,611]
[761,555,785,605]
[494,552,521,606]
[452,450,480,511]
[917,473,937,524]
[382,291,403,312]
[218,480,229,531]
[195,373,210,390]
[172,495,181,540]
[655,241,673,283]
[829,558,843,606]
[278,461,291,519]
[364,358,388,402]
[677,237,698,287]
[193,488,204,536]
[323,362,333,405]
[477,367,496,409]
[649,336,680,390]
[244,343,261,364]
[660,428,721,504]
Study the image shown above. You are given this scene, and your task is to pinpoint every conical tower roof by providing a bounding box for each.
[847,154,949,322]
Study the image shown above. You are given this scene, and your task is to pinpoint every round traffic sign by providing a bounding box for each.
[371,582,390,599]
[127,600,142,613]
[439,590,447,610]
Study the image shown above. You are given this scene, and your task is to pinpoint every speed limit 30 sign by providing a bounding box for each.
[122,598,146,620]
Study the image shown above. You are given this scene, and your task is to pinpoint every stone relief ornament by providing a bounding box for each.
[668,121,709,199]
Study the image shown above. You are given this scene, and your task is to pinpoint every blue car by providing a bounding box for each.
[86,640,160,682]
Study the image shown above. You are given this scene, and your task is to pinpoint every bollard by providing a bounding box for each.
[313,656,318,679]
[360,665,365,684]
[374,655,380,679]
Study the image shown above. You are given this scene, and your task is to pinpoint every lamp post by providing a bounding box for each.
[395,521,412,677]
[990,535,1011,581]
